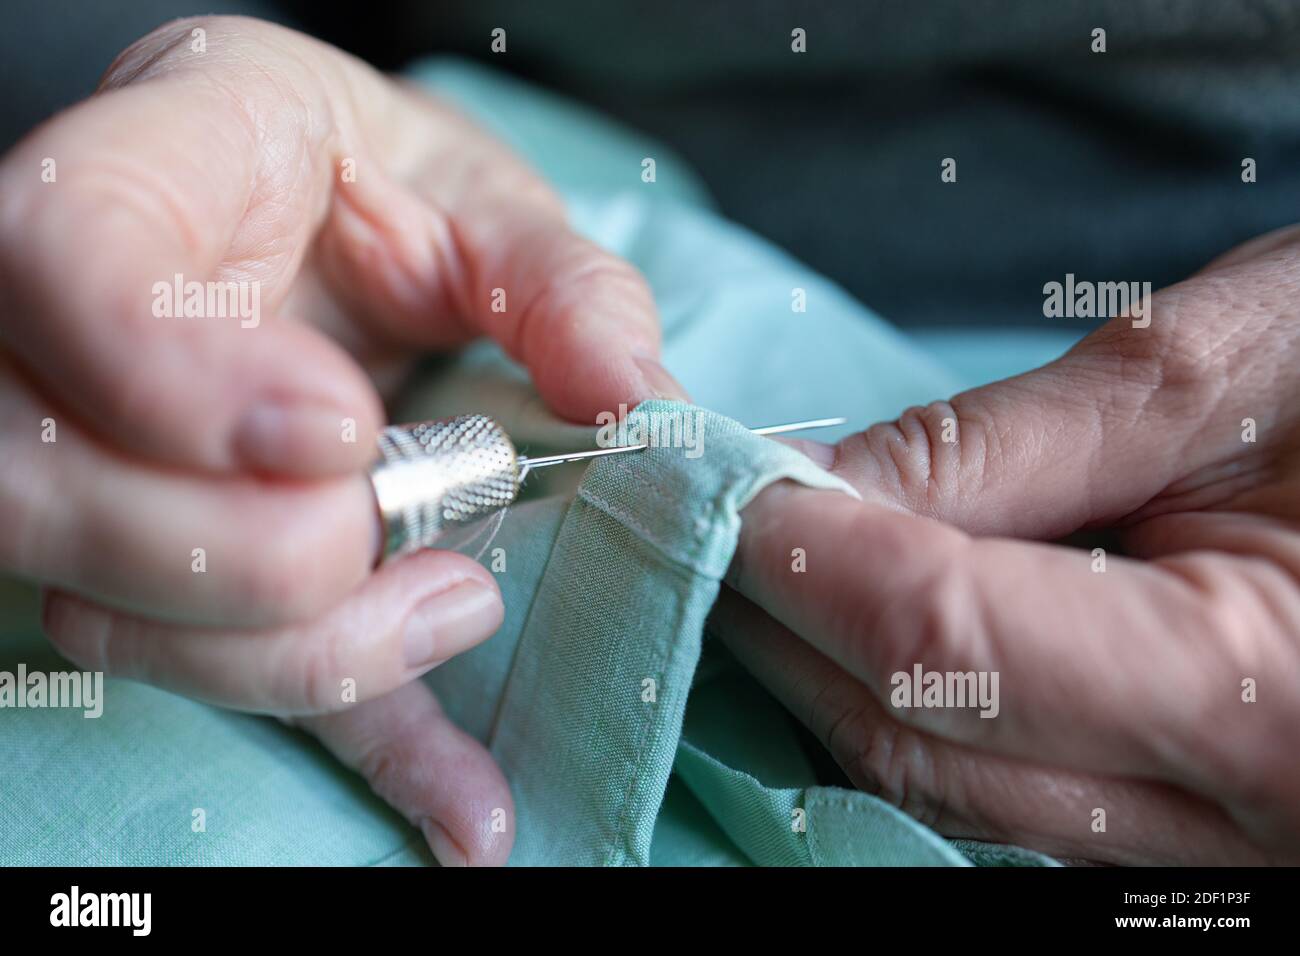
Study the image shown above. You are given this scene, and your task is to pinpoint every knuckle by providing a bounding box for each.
[561,252,649,296]
[1084,287,1220,413]
[1155,555,1287,789]
[356,740,409,810]
[101,15,258,89]
[871,545,976,683]
[101,17,220,89]
[859,406,935,498]
[840,716,943,829]
[100,17,319,156]
[470,169,561,215]
[516,254,652,356]
[855,399,981,517]
[291,627,345,713]
[86,158,206,265]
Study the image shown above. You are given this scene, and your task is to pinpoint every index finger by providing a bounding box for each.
[0,27,383,477]
[324,84,688,422]
[729,482,1282,796]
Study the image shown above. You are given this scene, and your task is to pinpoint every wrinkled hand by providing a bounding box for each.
[715,227,1300,865]
[0,16,680,864]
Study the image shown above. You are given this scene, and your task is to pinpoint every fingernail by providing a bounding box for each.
[421,818,468,867]
[796,439,837,469]
[403,579,502,670]
[771,435,837,469]
[633,355,690,402]
[234,400,351,474]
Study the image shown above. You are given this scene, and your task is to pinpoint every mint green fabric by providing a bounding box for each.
[0,57,1078,866]
[485,400,861,865]
[433,399,1042,867]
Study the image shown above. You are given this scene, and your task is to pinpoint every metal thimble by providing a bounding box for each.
[369,414,521,562]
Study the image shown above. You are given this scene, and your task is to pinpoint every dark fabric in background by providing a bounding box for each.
[3,0,1298,330]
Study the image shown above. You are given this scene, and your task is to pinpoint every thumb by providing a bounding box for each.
[825,269,1278,539]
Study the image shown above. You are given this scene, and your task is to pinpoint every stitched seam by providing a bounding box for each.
[599,448,754,531]
[578,488,724,579]
[576,488,678,556]
[561,416,785,863]
[808,793,875,867]
[597,451,726,556]
[602,452,688,509]
[599,454,701,535]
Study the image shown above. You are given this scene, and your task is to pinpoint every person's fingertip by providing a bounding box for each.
[460,801,514,867]
[421,818,469,867]
[632,355,690,403]
[233,399,376,476]
[300,682,515,864]
[402,578,504,672]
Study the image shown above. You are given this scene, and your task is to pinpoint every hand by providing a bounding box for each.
[713,226,1300,864]
[0,16,680,864]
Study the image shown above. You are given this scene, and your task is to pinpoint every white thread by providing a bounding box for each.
[472,505,510,562]
[467,462,526,562]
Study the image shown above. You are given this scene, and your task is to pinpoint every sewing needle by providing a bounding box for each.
[517,416,847,470]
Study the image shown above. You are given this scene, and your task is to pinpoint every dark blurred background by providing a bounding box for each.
[3,0,1298,330]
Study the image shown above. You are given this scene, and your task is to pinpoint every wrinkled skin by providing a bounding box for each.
[0,16,684,866]
[719,227,1300,864]
[5,14,1296,869]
